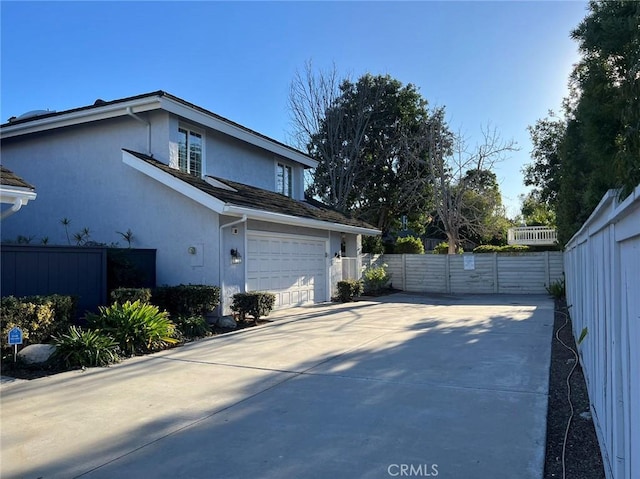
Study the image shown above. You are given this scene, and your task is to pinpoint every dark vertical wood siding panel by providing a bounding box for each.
[1,250,16,295]
[1,246,154,316]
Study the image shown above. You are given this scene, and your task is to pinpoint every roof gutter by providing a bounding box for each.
[0,195,35,220]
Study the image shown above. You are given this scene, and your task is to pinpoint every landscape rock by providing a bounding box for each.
[17,344,57,364]
[216,316,237,329]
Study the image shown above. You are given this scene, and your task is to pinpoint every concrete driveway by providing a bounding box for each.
[0,293,553,479]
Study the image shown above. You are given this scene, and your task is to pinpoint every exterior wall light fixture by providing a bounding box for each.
[230,248,242,264]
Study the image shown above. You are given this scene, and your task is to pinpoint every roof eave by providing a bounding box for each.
[0,185,37,202]
[1,97,164,139]
[159,96,318,168]
[1,92,318,169]
[122,150,226,213]
[223,204,381,236]
[123,150,379,236]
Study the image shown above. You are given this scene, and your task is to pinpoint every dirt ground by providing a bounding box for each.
[544,299,606,479]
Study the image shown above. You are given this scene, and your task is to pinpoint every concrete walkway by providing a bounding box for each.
[0,293,554,479]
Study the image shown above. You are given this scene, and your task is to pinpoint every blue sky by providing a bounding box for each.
[1,1,589,217]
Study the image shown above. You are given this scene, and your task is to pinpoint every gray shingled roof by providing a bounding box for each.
[0,166,35,190]
[123,149,375,231]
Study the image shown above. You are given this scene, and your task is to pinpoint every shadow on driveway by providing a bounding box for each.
[1,293,553,479]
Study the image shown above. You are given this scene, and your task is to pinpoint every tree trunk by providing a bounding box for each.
[446,232,458,254]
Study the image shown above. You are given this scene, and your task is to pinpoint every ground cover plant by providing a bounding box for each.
[52,326,120,368]
[86,300,178,355]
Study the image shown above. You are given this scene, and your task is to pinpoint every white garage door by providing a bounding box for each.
[247,233,327,309]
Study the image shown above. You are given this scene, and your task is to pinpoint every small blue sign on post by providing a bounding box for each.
[8,327,23,345]
[8,327,23,363]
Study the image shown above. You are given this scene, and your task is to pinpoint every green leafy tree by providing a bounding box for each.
[523,113,565,209]
[519,191,556,227]
[525,2,639,244]
[289,64,450,236]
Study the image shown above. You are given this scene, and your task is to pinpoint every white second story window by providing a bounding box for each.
[178,126,203,177]
[276,163,292,197]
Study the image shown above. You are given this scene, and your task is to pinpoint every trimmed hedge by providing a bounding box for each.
[152,284,220,317]
[337,279,363,302]
[395,236,425,254]
[1,295,76,350]
[433,242,464,254]
[231,292,276,322]
[110,287,152,304]
[473,244,531,253]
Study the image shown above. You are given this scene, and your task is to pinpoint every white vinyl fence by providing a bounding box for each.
[564,186,640,479]
[343,251,563,294]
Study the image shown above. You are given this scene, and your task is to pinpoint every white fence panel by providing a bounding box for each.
[380,251,563,295]
[564,186,640,479]
[449,254,496,294]
[405,255,448,293]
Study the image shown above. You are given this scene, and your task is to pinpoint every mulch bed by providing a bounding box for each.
[1,318,271,381]
[544,299,606,479]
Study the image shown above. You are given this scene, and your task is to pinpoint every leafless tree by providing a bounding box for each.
[288,61,382,212]
[425,124,518,253]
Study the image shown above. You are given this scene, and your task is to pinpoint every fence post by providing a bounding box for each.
[445,255,451,293]
[493,252,499,293]
[544,251,550,288]
[402,254,407,291]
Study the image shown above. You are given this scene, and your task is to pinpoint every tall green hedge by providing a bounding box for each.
[152,285,220,317]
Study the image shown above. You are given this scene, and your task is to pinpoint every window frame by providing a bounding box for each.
[276,161,293,197]
[177,124,205,178]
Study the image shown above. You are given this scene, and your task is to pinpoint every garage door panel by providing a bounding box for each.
[247,233,327,309]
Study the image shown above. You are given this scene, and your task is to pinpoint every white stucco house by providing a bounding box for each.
[0,91,379,313]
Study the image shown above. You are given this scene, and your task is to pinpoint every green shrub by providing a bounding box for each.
[87,300,178,355]
[362,264,391,294]
[472,245,499,253]
[546,278,566,299]
[152,284,221,317]
[337,279,364,302]
[432,242,463,254]
[173,315,212,340]
[472,244,532,253]
[230,292,276,322]
[53,326,120,368]
[1,294,76,350]
[362,235,385,254]
[110,287,152,304]
[395,236,425,254]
